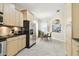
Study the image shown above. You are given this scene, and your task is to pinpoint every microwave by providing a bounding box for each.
[0,12,3,24]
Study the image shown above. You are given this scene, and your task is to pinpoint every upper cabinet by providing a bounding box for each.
[72,4,79,39]
[27,11,33,21]
[3,3,23,27]
[21,10,27,20]
[15,10,23,27]
[0,3,3,12]
[15,10,19,26]
[3,4,16,26]
[19,11,23,27]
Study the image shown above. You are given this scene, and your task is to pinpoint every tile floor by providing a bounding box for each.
[17,38,66,56]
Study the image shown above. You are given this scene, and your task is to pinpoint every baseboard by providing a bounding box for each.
[51,37,65,42]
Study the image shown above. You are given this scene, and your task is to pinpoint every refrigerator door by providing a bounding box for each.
[29,22,36,47]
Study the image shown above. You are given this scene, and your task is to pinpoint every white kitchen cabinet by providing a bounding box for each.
[72,3,79,38]
[3,3,23,26]
[7,37,18,56]
[18,36,23,51]
[21,35,26,48]
[19,11,23,27]
[23,35,26,48]
[10,4,16,26]
[15,10,23,27]
[15,10,20,26]
[72,40,79,56]
[27,11,33,21]
[0,3,3,12]
[3,4,11,25]
[18,35,26,50]
[3,4,16,26]
[22,10,27,20]
[6,35,26,56]
[71,3,79,56]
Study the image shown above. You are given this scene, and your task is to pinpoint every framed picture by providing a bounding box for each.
[52,19,61,32]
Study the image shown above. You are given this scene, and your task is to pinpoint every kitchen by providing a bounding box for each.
[1,3,79,56]
[0,3,36,56]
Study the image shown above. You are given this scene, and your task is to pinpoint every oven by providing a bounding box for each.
[0,39,6,56]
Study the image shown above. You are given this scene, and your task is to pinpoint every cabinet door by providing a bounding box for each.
[9,4,16,26]
[0,3,3,12]
[72,3,79,38]
[18,35,26,51]
[18,37,22,51]
[19,12,23,27]
[15,10,20,26]
[7,38,18,56]
[27,11,33,21]
[3,4,11,25]
[22,35,26,48]
[3,4,16,26]
[15,11,23,27]
[22,11,27,20]
[72,40,79,56]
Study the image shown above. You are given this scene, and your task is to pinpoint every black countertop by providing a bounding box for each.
[0,34,26,42]
[0,36,6,42]
[73,38,79,42]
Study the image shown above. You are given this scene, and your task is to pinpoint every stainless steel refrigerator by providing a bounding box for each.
[23,20,36,48]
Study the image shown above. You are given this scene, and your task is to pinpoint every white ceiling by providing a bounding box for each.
[15,3,65,21]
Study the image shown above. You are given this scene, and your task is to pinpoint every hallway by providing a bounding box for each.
[17,39,66,56]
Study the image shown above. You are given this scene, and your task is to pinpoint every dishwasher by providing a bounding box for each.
[0,38,6,56]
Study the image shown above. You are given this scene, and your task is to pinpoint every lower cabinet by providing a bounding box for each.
[22,38,26,48]
[72,40,79,56]
[6,35,26,56]
[22,35,26,48]
[18,36,23,51]
[7,38,18,56]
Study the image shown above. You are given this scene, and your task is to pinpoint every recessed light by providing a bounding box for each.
[57,10,60,12]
